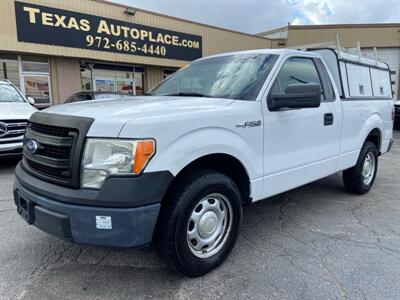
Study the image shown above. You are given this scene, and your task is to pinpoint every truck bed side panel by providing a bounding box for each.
[338,99,393,171]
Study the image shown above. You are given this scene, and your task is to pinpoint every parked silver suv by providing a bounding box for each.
[0,80,37,157]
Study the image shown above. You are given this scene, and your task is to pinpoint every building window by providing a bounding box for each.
[0,53,51,108]
[134,67,144,95]
[0,54,20,89]
[80,62,145,95]
[20,55,51,108]
[23,76,50,108]
[80,64,93,91]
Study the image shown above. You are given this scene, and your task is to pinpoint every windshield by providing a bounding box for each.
[0,84,25,102]
[150,53,277,100]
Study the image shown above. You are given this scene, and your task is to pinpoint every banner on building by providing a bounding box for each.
[15,1,202,61]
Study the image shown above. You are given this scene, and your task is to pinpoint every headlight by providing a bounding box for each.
[81,138,155,189]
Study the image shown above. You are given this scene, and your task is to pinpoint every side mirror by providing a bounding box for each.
[27,97,35,105]
[270,83,321,111]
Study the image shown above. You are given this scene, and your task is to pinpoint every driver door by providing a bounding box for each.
[262,56,341,198]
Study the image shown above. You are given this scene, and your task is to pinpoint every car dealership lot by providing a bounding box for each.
[0,131,399,300]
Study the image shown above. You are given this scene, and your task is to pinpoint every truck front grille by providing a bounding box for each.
[24,122,78,181]
[21,113,94,188]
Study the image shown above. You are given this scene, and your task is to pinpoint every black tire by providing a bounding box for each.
[343,141,378,194]
[153,169,242,277]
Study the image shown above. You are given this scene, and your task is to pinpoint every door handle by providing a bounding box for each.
[324,113,334,126]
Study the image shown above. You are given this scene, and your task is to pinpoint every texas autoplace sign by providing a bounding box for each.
[14,1,203,61]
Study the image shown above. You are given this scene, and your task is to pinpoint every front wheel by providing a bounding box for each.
[154,170,242,277]
[343,141,378,194]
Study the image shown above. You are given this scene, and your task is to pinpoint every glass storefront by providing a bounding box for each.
[80,62,145,95]
[20,55,51,108]
[0,53,51,108]
[23,75,50,107]
[0,54,20,89]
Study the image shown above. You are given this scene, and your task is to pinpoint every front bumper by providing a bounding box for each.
[14,162,173,248]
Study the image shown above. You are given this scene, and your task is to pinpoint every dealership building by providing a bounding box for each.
[1,1,399,108]
[0,0,270,107]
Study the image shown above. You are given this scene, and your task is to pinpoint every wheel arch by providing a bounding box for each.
[162,153,252,207]
[365,128,382,154]
[360,113,384,154]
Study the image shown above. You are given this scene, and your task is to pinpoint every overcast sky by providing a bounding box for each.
[111,0,400,34]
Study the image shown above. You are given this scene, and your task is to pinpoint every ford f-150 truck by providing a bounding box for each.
[14,49,394,277]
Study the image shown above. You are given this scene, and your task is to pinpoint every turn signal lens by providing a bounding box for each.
[133,140,156,174]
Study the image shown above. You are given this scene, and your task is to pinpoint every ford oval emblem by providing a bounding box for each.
[26,139,39,154]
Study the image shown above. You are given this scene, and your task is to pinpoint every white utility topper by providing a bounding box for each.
[14,48,394,277]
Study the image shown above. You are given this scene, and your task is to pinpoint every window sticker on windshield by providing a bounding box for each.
[96,216,112,230]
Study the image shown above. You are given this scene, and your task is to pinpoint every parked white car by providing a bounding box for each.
[14,48,394,277]
[0,80,37,157]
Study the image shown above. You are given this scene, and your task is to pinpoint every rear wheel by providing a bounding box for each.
[154,169,242,277]
[343,141,378,194]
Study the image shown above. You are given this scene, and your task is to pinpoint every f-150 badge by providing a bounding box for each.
[236,120,261,128]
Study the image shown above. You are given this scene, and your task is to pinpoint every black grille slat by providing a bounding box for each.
[29,122,76,137]
[27,160,71,178]
[38,145,71,160]
[27,129,74,147]
[25,153,70,169]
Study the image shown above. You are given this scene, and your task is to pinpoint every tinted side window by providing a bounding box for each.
[66,94,81,103]
[272,57,322,96]
[83,93,94,100]
[66,93,92,103]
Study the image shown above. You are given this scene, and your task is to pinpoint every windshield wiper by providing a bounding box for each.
[289,75,308,84]
[162,92,210,97]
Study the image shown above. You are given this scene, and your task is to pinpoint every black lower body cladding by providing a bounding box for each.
[14,162,174,248]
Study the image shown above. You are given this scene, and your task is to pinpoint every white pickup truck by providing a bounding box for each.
[14,49,394,277]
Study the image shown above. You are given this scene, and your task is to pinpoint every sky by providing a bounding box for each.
[111,0,400,34]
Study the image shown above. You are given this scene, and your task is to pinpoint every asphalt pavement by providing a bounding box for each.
[0,131,399,300]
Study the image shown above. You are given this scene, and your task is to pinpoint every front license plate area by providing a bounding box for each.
[16,196,35,224]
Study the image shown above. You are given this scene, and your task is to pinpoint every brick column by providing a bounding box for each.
[51,57,81,105]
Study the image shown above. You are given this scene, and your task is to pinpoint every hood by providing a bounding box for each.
[0,102,37,120]
[42,96,235,136]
